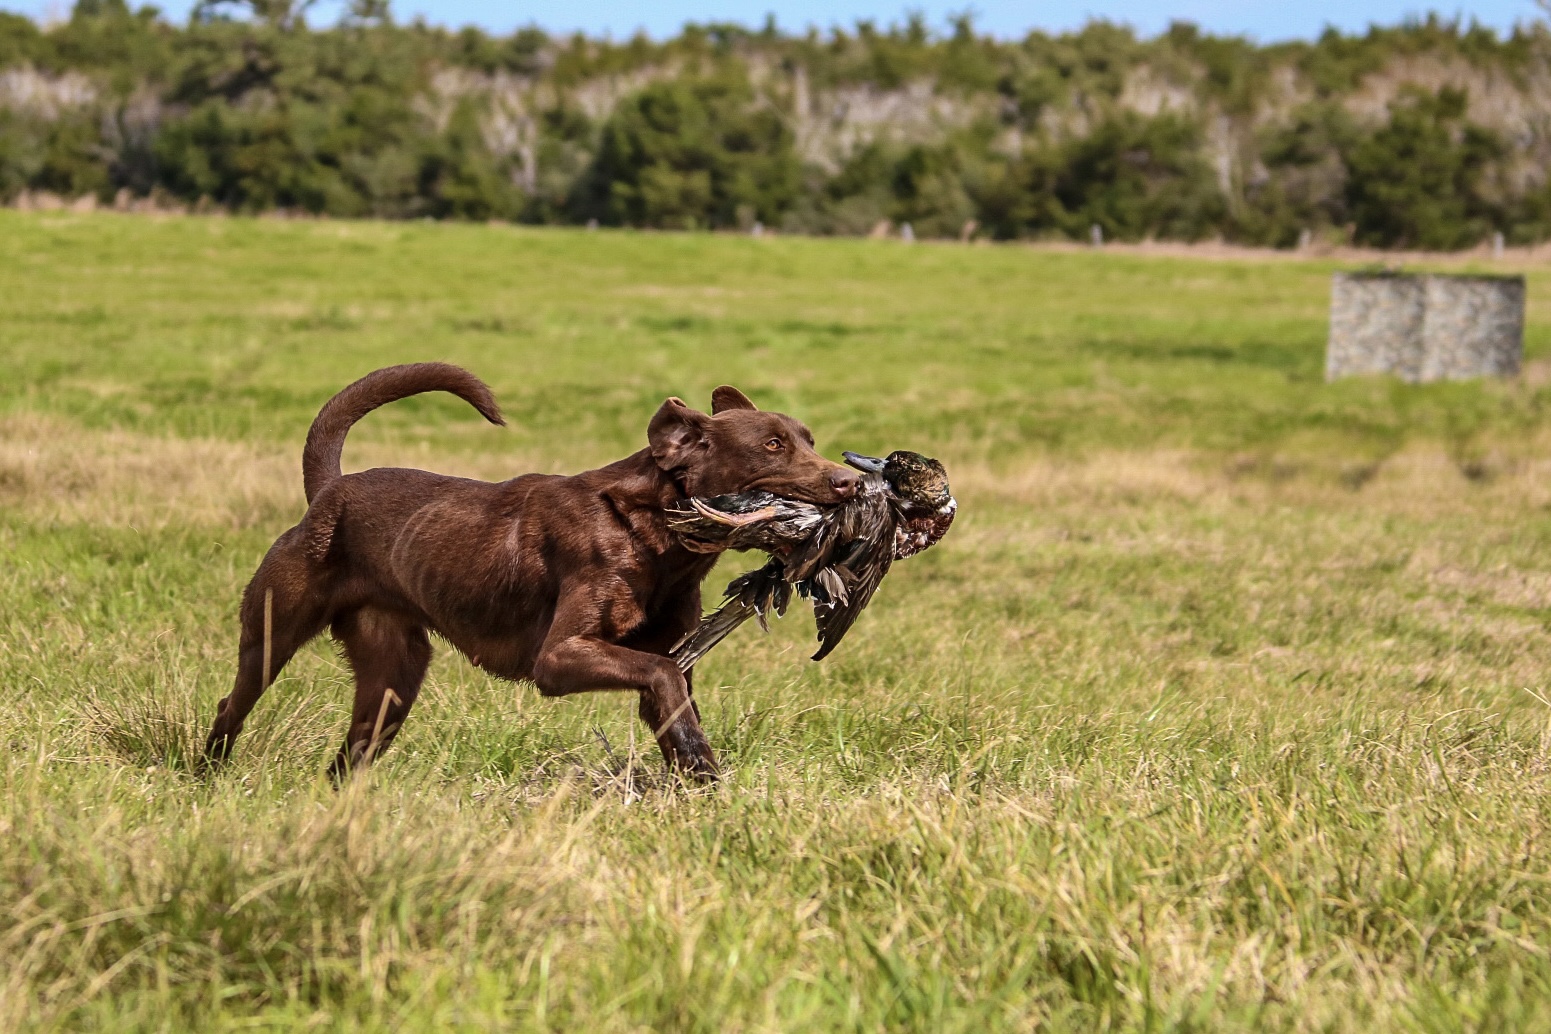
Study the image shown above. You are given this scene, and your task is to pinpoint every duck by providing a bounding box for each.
[667,449,957,668]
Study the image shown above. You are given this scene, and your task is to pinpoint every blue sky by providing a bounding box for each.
[4,0,1544,42]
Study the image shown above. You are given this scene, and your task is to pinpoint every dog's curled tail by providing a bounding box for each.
[302,363,505,503]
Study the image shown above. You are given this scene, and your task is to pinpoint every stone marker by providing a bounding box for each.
[1326,272,1525,382]
[1418,274,1525,381]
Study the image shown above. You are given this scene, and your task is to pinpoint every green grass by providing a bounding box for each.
[5,211,1551,1031]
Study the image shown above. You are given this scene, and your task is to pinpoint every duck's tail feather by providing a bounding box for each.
[671,562,790,671]
[672,598,757,672]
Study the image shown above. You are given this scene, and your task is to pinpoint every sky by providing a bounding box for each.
[3,0,1545,42]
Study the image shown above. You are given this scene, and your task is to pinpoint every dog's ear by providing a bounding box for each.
[711,386,757,414]
[649,397,711,471]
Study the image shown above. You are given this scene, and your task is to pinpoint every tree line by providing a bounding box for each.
[3,1,1550,248]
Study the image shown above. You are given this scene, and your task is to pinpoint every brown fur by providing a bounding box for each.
[200,363,858,781]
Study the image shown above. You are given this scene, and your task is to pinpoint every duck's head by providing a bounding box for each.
[843,450,954,512]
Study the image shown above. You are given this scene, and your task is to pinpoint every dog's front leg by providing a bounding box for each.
[533,612,718,781]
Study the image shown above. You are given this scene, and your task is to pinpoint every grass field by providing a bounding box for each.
[4,211,1551,1031]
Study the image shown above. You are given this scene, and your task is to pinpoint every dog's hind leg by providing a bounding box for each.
[326,608,432,782]
[202,530,330,772]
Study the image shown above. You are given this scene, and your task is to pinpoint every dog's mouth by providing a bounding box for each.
[736,475,848,506]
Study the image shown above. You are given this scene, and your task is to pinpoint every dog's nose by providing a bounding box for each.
[829,467,859,499]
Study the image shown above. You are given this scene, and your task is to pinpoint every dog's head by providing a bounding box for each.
[648,386,857,504]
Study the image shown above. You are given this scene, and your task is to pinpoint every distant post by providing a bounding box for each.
[1326,272,1524,382]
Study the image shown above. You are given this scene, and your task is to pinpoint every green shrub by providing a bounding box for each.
[579,74,798,229]
[1001,112,1226,242]
[0,111,45,201]
[1238,101,1358,246]
[1344,86,1502,249]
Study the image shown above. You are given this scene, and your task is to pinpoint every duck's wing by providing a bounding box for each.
[784,485,888,582]
[810,535,895,661]
[671,560,793,671]
[667,493,826,553]
[666,492,776,551]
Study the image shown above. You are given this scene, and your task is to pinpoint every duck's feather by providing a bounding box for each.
[668,458,954,669]
[808,530,894,660]
[672,561,791,672]
[666,492,827,554]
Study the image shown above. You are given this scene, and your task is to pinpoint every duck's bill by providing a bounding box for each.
[842,451,886,473]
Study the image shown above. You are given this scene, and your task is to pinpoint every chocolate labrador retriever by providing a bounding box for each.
[199,363,857,782]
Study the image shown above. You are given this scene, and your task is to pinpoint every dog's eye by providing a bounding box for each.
[764,437,784,452]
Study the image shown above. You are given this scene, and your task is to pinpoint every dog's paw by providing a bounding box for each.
[666,729,720,784]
